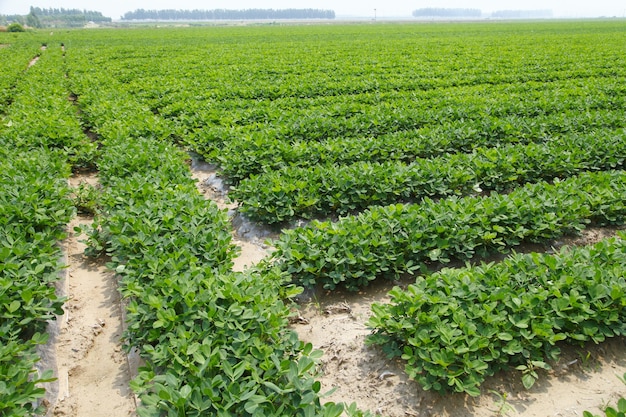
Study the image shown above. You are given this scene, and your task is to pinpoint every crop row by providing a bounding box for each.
[107,22,626,104]
[367,233,626,396]
[55,23,626,411]
[172,74,624,137]
[233,128,626,223]
[265,170,626,291]
[0,34,43,113]
[176,82,626,179]
[0,45,77,416]
[67,64,350,416]
[154,74,625,125]
[215,105,626,185]
[4,45,97,170]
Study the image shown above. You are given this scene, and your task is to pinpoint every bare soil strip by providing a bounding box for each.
[49,174,136,417]
[27,46,47,68]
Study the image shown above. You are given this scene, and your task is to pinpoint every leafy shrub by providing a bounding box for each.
[7,23,25,32]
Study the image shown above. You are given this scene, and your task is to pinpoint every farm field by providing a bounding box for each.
[1,19,626,416]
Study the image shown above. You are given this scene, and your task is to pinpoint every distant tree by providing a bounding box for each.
[7,22,25,32]
[26,8,42,28]
[24,7,111,27]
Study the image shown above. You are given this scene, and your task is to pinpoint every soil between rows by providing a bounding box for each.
[44,174,136,417]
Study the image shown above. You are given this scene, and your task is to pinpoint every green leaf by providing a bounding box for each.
[521,373,536,390]
[244,395,267,414]
[179,384,191,399]
[7,300,20,313]
[497,332,513,341]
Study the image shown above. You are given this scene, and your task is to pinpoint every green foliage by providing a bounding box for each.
[0,149,72,338]
[7,22,25,32]
[72,80,344,414]
[0,38,42,112]
[218,89,626,187]
[267,170,626,291]
[0,43,98,170]
[0,37,102,415]
[367,235,626,395]
[0,335,55,416]
[4,21,626,414]
[233,129,626,224]
[72,183,101,215]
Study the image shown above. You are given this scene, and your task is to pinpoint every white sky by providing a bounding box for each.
[0,0,624,20]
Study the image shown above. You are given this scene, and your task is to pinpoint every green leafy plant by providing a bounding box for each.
[367,234,626,395]
[489,390,515,416]
[72,182,102,215]
[266,170,626,291]
[233,129,626,224]
[7,23,25,32]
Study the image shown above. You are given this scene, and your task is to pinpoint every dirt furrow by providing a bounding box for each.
[47,175,136,417]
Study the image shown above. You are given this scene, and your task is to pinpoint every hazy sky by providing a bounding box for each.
[1,0,624,19]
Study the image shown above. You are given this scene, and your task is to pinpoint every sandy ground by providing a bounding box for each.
[43,174,136,417]
[292,278,626,417]
[190,158,272,272]
[290,228,626,417]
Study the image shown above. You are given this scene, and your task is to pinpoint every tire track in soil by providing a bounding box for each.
[48,173,136,417]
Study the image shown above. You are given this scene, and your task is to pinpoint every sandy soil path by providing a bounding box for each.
[47,175,136,417]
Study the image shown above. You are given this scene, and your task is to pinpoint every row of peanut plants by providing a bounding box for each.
[192,80,625,175]
[217,105,625,184]
[131,65,626,185]
[83,24,626,243]
[232,128,626,223]
[0,32,44,114]
[107,23,626,184]
[65,44,356,417]
[57,23,626,190]
[367,234,626,396]
[264,170,626,291]
[0,39,85,416]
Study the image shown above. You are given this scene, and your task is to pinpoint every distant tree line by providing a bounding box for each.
[121,8,336,20]
[1,7,111,28]
[412,8,482,17]
[0,15,24,26]
[491,10,553,18]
